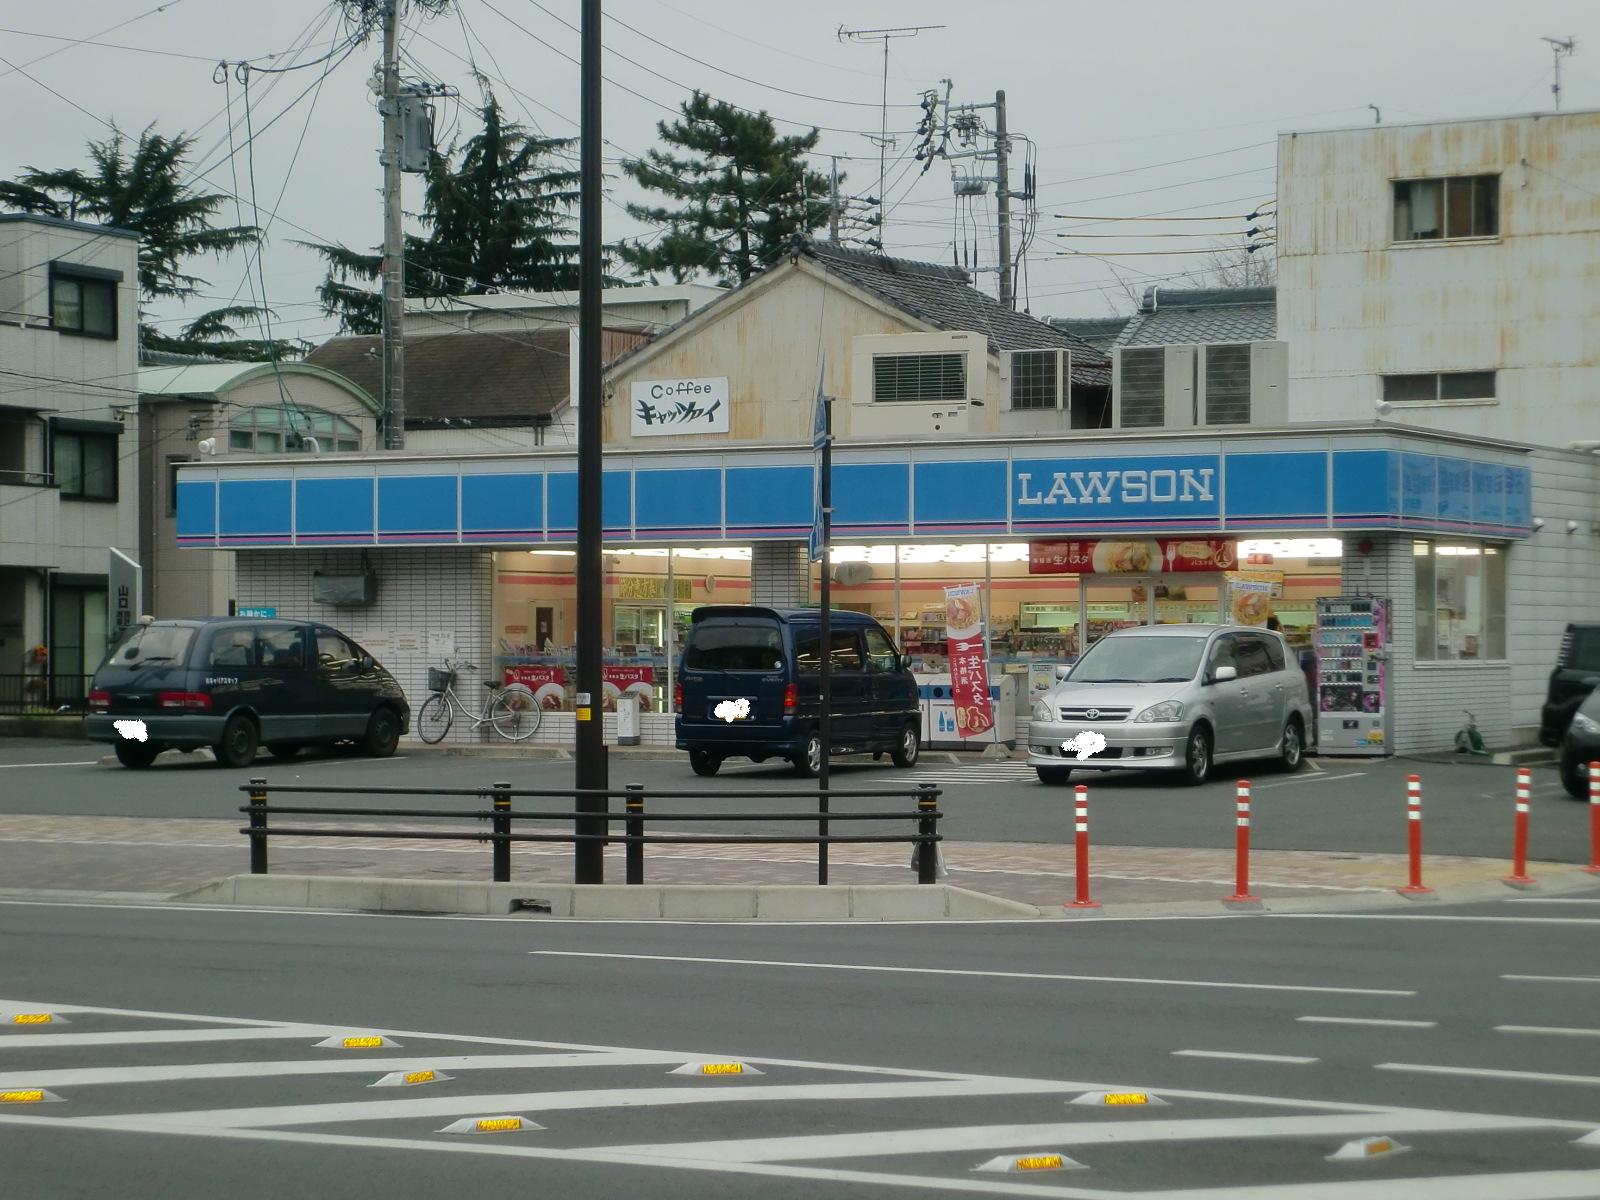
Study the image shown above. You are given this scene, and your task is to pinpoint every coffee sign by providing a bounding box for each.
[630,377,730,436]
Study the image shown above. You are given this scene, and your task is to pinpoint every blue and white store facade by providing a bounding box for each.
[173,420,1598,755]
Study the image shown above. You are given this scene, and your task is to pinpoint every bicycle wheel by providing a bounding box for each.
[489,687,540,741]
[416,693,453,744]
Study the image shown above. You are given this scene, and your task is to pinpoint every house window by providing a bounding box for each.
[1393,175,1498,242]
[52,428,118,501]
[872,353,966,403]
[1118,347,1165,428]
[229,405,362,453]
[1009,350,1058,411]
[1204,344,1252,425]
[1382,371,1496,404]
[1413,539,1506,662]
[49,267,118,338]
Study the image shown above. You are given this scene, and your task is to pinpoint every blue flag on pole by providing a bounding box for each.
[809,361,827,562]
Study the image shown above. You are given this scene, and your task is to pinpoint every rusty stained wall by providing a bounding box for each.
[1278,111,1600,449]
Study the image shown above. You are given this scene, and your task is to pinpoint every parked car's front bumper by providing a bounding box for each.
[1026,718,1187,772]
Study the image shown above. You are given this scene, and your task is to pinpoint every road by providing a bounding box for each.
[0,737,1591,864]
[4,894,1599,1197]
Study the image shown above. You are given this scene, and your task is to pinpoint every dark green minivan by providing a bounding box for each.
[86,618,410,768]
[674,606,921,777]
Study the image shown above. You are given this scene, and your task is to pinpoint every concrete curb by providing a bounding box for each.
[173,875,1044,921]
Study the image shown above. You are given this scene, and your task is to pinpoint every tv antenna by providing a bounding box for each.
[838,24,944,239]
[1541,36,1576,110]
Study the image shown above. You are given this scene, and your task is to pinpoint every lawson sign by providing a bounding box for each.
[1015,454,1221,524]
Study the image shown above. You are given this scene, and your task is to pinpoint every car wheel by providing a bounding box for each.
[1036,765,1072,785]
[1278,718,1305,773]
[890,723,920,768]
[114,740,161,769]
[689,749,721,777]
[213,715,259,769]
[1560,749,1590,799]
[1181,724,1212,786]
[363,708,401,758]
[793,730,823,778]
[265,743,303,761]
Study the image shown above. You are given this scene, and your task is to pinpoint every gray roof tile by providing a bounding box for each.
[1113,286,1276,347]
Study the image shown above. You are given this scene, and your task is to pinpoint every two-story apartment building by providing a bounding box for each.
[0,214,141,709]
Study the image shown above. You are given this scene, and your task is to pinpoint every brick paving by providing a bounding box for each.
[0,813,1582,910]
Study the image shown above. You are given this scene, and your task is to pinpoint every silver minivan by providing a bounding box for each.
[1028,624,1314,786]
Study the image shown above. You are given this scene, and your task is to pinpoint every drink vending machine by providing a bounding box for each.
[1314,595,1391,756]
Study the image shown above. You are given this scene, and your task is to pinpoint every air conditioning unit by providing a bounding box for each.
[846,330,983,441]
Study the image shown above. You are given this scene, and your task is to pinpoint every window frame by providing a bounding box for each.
[1381,371,1497,407]
[229,404,364,453]
[48,263,119,339]
[51,426,119,502]
[1391,174,1500,244]
[1412,539,1508,664]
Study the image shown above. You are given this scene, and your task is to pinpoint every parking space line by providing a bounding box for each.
[1297,1016,1437,1029]
[1251,772,1365,790]
[1501,974,1600,984]
[1171,1050,1319,1065]
[0,761,100,770]
[1376,1062,1600,1088]
[1495,1025,1600,1039]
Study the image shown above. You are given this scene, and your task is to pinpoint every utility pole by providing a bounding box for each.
[380,0,405,449]
[994,89,1012,311]
[1542,36,1576,111]
[574,0,607,883]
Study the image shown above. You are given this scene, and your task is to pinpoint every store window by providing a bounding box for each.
[1413,540,1506,661]
[230,405,362,453]
[52,428,118,501]
[1392,175,1498,242]
[50,266,117,338]
[872,353,965,403]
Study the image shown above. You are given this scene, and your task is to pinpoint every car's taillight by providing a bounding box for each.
[88,690,110,712]
[157,691,212,712]
[673,680,683,711]
[783,682,798,715]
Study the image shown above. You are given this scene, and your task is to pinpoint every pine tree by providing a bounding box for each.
[0,124,297,359]
[618,92,833,287]
[301,96,580,332]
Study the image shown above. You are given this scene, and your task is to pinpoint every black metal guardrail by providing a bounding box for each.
[238,779,944,886]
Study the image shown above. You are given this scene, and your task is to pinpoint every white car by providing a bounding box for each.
[1028,624,1315,786]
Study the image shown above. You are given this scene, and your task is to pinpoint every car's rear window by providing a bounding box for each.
[105,625,196,669]
[685,623,784,671]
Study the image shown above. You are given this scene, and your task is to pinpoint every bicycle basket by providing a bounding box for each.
[427,667,454,693]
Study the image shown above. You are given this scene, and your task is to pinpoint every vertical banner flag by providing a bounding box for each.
[943,583,995,739]
[808,360,828,562]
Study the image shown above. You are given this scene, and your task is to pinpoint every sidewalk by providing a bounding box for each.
[1,813,1593,917]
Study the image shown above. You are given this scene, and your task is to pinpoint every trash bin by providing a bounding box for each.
[616,693,641,746]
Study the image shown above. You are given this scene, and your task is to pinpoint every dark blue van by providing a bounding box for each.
[674,606,921,777]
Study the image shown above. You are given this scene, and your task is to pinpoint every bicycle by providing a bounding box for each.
[416,660,540,744]
[1454,709,1488,756]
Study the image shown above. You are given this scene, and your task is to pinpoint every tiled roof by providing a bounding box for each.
[306,329,644,424]
[1113,286,1276,347]
[1047,315,1132,353]
[801,242,1110,385]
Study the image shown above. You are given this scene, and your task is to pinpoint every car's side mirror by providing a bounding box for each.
[1211,665,1238,683]
[900,653,915,672]
[1053,664,1073,681]
[360,654,375,670]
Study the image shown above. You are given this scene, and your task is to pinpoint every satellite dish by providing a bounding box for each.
[833,561,873,587]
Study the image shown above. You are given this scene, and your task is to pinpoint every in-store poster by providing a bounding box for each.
[502,665,656,711]
[943,584,995,739]
[1029,538,1237,575]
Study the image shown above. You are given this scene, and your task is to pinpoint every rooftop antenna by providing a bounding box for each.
[1367,104,1381,124]
[838,24,944,241]
[1541,36,1576,110]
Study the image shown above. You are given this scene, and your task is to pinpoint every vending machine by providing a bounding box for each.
[1314,595,1391,756]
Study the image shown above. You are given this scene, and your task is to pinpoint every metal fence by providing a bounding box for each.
[238,779,944,886]
[0,673,93,715]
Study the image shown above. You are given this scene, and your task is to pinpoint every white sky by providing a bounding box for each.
[3,0,1597,346]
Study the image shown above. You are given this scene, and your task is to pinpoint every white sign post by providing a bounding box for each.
[629,377,730,437]
[108,548,141,649]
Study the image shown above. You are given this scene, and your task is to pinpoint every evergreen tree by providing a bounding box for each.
[301,96,580,332]
[0,125,297,359]
[618,92,833,287]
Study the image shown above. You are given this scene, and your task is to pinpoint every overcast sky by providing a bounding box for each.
[4,0,1597,346]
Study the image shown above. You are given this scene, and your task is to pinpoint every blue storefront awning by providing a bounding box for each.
[176,433,1532,549]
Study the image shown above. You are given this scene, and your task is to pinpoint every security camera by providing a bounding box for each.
[1532,516,1546,531]
[1568,519,1581,534]
[197,437,216,455]
[1374,400,1394,417]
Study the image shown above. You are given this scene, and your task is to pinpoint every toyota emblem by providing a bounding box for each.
[1086,708,1101,720]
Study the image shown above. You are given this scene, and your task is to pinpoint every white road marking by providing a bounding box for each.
[1250,771,1366,790]
[0,1051,688,1090]
[1506,898,1600,905]
[1495,1025,1600,1039]
[0,761,100,769]
[1377,1062,1600,1088]
[1277,915,1600,926]
[1172,1050,1319,1065]
[1502,974,1600,984]
[0,1026,372,1049]
[1297,1016,1437,1029]
[530,951,1416,996]
[595,1109,1564,1163]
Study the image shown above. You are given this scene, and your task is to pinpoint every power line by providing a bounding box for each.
[0,2,189,77]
